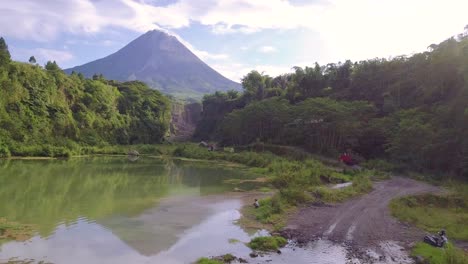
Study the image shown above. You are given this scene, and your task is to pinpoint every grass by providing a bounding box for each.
[228,238,240,244]
[247,236,287,251]
[195,258,223,264]
[219,254,236,263]
[239,195,296,231]
[195,254,237,264]
[411,242,468,264]
[390,193,468,241]
[309,170,373,203]
[391,182,468,264]
[2,143,179,158]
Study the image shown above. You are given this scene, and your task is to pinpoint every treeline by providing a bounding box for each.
[194,27,468,179]
[0,37,170,157]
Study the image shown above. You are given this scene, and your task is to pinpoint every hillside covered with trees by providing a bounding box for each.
[0,37,170,157]
[194,27,468,179]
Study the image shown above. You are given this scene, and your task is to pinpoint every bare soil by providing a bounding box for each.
[282,177,440,251]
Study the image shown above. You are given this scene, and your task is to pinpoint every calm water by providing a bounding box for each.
[0,157,262,263]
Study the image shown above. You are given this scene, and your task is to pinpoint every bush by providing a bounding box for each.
[280,187,311,205]
[252,195,284,224]
[247,236,287,251]
[0,146,10,158]
[136,145,162,155]
[351,172,373,193]
[51,147,72,158]
[362,159,397,172]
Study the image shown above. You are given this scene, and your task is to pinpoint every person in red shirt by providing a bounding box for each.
[339,152,354,166]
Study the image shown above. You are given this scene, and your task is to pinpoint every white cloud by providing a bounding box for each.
[0,0,324,41]
[210,61,311,82]
[0,0,183,41]
[211,23,260,34]
[2,0,468,82]
[36,48,74,64]
[162,30,230,62]
[10,47,74,65]
[315,0,468,62]
[258,46,277,53]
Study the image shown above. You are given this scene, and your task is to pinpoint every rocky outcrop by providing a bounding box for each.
[169,101,201,141]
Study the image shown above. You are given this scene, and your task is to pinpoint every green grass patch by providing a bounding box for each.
[219,254,235,263]
[258,186,274,193]
[411,242,468,264]
[228,238,240,244]
[309,170,373,203]
[5,143,175,158]
[247,236,287,251]
[195,254,238,264]
[195,257,223,264]
[390,194,468,241]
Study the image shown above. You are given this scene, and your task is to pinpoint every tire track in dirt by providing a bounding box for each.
[282,177,440,250]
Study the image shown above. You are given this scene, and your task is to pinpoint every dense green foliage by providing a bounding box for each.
[247,236,287,251]
[0,39,170,156]
[194,28,468,179]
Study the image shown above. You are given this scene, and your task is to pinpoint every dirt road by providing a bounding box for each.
[282,177,440,251]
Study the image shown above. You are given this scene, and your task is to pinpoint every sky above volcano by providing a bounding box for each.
[1,0,467,82]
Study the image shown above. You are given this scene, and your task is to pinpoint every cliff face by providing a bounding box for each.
[170,101,202,141]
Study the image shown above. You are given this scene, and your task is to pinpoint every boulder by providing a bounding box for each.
[128,150,140,156]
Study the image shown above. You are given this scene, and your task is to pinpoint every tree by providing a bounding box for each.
[0,37,11,66]
[29,56,37,64]
[241,70,272,101]
[45,61,61,71]
[194,27,468,178]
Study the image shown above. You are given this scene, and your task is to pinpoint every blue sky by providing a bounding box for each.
[1,0,467,82]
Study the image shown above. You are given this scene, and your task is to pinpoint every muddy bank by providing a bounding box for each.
[282,177,440,255]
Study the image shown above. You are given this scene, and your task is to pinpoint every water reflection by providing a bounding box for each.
[0,199,255,264]
[0,157,252,241]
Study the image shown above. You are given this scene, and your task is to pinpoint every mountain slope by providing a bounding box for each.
[65,30,240,98]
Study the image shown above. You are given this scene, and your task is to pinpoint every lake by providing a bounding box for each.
[0,157,267,264]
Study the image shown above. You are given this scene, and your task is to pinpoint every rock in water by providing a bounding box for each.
[128,150,140,156]
[249,252,258,258]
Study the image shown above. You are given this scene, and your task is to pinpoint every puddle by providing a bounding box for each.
[363,241,413,264]
[250,240,355,264]
[331,182,353,189]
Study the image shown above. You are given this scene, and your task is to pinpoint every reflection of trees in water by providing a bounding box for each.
[0,158,252,237]
[0,158,170,237]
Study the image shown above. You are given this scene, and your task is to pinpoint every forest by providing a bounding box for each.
[194,28,468,180]
[0,37,170,157]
